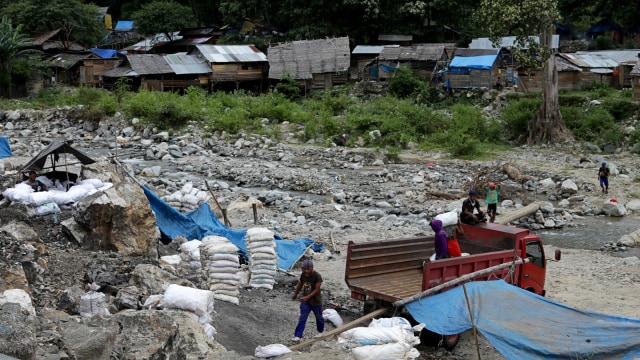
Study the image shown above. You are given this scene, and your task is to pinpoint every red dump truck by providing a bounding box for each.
[344,222,558,349]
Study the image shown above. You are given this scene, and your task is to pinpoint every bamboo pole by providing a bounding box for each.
[393,258,529,308]
[204,180,231,227]
[493,202,542,225]
[463,284,482,360]
[288,307,389,351]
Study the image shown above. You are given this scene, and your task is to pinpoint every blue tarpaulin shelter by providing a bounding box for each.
[114,20,134,31]
[0,137,11,159]
[448,54,498,74]
[89,48,125,59]
[406,280,640,360]
[142,185,321,270]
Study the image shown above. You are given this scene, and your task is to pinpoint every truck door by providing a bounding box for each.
[519,238,546,295]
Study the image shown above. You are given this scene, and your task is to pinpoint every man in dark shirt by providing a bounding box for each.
[23,171,47,192]
[291,259,324,342]
[460,189,485,224]
[598,162,610,194]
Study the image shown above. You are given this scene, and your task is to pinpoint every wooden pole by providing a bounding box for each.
[463,284,482,360]
[205,180,231,227]
[494,202,542,225]
[288,307,389,351]
[252,203,258,224]
[393,258,529,308]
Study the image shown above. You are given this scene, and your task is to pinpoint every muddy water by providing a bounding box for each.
[537,215,640,258]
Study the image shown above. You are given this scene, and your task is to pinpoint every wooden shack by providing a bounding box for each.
[446,49,500,89]
[193,44,266,90]
[78,48,124,86]
[351,45,396,80]
[375,43,453,82]
[268,37,350,90]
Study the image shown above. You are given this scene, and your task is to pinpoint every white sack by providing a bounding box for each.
[323,308,344,327]
[0,289,36,316]
[351,342,420,360]
[161,284,214,317]
[337,326,419,347]
[213,293,239,305]
[255,344,292,358]
[434,210,459,228]
[34,202,61,216]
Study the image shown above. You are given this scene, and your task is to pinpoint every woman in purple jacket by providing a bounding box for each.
[430,219,449,260]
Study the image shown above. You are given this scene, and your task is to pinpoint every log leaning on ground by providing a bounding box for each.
[493,201,542,225]
[290,258,530,351]
[502,163,532,185]
[425,190,464,200]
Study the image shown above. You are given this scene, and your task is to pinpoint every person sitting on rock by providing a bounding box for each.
[460,189,486,225]
[23,171,47,192]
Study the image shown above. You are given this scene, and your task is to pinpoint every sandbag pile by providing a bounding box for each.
[200,235,241,305]
[178,239,202,281]
[245,227,278,290]
[162,182,211,212]
[150,284,217,339]
[337,316,422,360]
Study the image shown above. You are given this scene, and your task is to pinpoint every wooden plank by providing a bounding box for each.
[288,307,390,352]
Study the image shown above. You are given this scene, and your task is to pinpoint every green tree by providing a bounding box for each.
[477,0,572,144]
[2,0,104,47]
[132,0,196,40]
[0,16,40,97]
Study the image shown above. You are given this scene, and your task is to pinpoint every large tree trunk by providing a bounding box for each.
[527,28,572,145]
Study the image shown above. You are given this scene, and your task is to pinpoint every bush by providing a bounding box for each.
[274,74,301,100]
[594,35,613,50]
[388,67,423,98]
[601,98,639,121]
[585,81,612,98]
[562,106,620,145]
[501,98,540,140]
[148,102,192,130]
[558,94,588,107]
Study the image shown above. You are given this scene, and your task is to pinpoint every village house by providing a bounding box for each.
[630,58,640,99]
[445,48,501,89]
[192,44,267,91]
[268,36,350,91]
[373,43,453,83]
[350,45,398,80]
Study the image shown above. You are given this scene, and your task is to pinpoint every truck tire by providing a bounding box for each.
[419,330,461,350]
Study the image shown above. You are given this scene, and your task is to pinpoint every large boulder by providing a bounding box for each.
[129,264,194,299]
[70,183,158,256]
[0,303,37,360]
[601,201,627,217]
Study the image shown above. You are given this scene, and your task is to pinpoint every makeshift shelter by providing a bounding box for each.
[21,141,96,184]
[446,49,500,89]
[586,20,622,43]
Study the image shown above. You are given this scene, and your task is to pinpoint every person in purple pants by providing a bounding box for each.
[291,259,324,342]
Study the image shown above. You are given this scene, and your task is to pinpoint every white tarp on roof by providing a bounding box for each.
[470,35,559,50]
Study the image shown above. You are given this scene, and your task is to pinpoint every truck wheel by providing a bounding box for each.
[442,334,461,350]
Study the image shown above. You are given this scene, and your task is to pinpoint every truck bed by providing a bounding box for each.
[345,224,523,304]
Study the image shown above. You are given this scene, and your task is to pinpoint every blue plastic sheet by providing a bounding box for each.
[0,137,11,159]
[406,280,640,360]
[449,53,498,71]
[142,185,320,270]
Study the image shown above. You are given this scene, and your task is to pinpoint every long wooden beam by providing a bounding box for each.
[494,201,542,225]
[288,307,389,351]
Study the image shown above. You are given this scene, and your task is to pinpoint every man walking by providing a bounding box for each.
[291,259,324,342]
[598,162,610,194]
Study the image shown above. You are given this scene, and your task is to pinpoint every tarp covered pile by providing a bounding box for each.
[142,185,322,271]
[406,280,640,360]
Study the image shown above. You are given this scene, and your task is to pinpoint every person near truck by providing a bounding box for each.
[291,259,324,342]
[484,182,501,223]
[598,162,610,194]
[443,220,464,257]
[460,189,486,224]
[430,219,449,260]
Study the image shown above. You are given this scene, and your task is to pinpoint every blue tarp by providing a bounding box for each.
[89,48,123,59]
[114,20,134,31]
[0,137,11,159]
[449,54,498,72]
[406,280,640,360]
[142,185,321,270]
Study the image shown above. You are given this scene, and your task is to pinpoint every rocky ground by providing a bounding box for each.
[0,106,639,359]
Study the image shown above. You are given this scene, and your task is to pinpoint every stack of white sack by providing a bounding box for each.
[155,284,217,339]
[178,240,202,280]
[245,227,278,290]
[200,235,241,305]
[162,182,211,213]
[2,178,113,208]
[336,316,422,360]
[434,209,459,227]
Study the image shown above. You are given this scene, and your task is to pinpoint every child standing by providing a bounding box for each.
[484,182,501,223]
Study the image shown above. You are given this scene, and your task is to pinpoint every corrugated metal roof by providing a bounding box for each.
[452,48,500,57]
[352,45,397,55]
[558,53,618,69]
[47,52,94,69]
[555,56,582,72]
[123,32,182,53]
[172,36,214,46]
[102,66,137,78]
[127,54,173,75]
[195,45,267,63]
[469,35,559,50]
[575,50,640,65]
[163,53,211,74]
